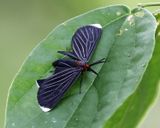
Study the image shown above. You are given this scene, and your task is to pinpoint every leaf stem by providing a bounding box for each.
[138,2,160,8]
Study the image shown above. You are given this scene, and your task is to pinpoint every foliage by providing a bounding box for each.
[5,5,158,128]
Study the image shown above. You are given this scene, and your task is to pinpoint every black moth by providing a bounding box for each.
[36,24,105,112]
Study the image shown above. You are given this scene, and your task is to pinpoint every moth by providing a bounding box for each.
[36,24,105,112]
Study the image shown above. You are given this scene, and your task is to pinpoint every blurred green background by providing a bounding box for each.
[0,0,160,128]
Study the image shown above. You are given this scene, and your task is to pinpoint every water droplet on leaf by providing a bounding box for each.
[116,29,123,36]
[116,11,121,16]
[127,15,135,26]
[142,63,146,67]
[134,11,144,17]
[127,54,131,57]
[124,28,128,31]
[62,22,67,26]
[12,123,15,127]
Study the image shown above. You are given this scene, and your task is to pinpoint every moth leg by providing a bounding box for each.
[88,68,99,77]
[90,58,106,66]
[79,72,83,94]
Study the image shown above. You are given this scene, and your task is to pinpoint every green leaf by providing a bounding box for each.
[104,13,160,128]
[5,5,156,128]
[91,8,157,128]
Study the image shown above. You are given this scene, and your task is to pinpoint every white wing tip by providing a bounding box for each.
[90,24,102,28]
[36,81,40,88]
[40,106,51,112]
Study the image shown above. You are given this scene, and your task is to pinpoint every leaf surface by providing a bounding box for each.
[104,12,160,128]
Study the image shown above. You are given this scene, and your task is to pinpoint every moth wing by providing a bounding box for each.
[72,24,102,62]
[37,67,81,112]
